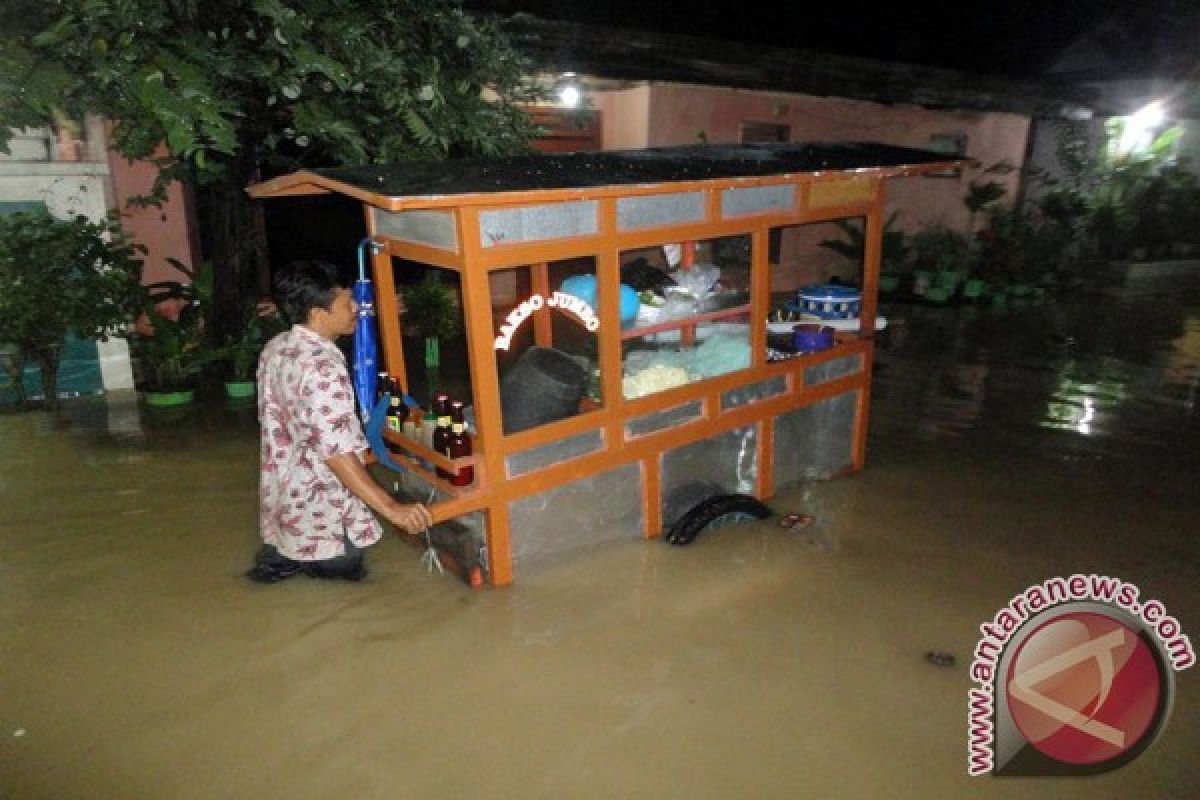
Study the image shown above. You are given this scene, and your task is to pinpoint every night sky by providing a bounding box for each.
[473,0,1194,79]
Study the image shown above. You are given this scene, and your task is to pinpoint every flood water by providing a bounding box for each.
[2,269,1198,798]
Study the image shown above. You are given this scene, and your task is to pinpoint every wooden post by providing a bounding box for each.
[457,208,513,586]
[853,181,886,472]
[363,211,409,393]
[641,455,662,538]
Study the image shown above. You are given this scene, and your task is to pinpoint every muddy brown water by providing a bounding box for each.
[2,273,1198,798]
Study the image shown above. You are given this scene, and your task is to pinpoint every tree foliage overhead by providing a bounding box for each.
[1,0,542,188]
[0,0,543,340]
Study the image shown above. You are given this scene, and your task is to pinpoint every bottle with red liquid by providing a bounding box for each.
[446,400,474,487]
[432,393,453,479]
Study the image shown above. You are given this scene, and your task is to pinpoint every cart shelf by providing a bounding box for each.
[620,303,751,340]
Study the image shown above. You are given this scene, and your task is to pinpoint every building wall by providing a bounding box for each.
[591,82,1031,289]
[591,86,652,150]
[106,140,198,286]
[0,116,197,393]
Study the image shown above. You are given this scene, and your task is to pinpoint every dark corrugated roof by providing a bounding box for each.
[305,142,963,199]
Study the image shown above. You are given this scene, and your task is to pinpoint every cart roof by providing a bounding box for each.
[247,142,969,211]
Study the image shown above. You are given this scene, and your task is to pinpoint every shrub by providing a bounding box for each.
[0,209,143,407]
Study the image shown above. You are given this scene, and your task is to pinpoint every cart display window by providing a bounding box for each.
[490,257,603,434]
[394,260,470,406]
[620,235,753,399]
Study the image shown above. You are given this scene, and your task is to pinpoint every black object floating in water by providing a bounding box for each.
[664,493,773,546]
[925,650,957,668]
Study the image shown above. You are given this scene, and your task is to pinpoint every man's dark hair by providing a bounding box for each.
[273,260,343,324]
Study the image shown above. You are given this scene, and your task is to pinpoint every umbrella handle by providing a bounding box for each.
[364,392,410,473]
[357,237,384,282]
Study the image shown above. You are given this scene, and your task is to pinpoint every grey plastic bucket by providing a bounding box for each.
[500,346,588,434]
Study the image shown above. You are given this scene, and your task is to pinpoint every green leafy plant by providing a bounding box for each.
[975,206,1075,288]
[132,260,216,392]
[0,0,545,344]
[402,274,462,343]
[908,226,975,274]
[964,181,1007,230]
[213,302,287,382]
[819,212,908,273]
[0,209,143,408]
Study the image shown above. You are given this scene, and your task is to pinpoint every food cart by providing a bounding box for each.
[248,143,966,586]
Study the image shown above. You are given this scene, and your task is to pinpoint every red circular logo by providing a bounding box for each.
[1006,612,1162,765]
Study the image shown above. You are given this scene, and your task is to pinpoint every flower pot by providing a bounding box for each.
[935,270,963,290]
[224,380,256,399]
[924,286,952,305]
[144,389,195,407]
[962,279,987,300]
[912,270,933,297]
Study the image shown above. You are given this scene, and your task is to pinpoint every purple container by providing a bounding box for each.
[792,323,835,353]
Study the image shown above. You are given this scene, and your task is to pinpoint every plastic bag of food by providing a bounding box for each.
[670,264,721,298]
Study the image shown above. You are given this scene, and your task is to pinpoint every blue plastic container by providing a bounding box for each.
[796,284,861,319]
[559,275,640,324]
[792,323,835,353]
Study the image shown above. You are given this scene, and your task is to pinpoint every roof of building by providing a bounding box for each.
[501,15,1101,118]
[248,142,969,210]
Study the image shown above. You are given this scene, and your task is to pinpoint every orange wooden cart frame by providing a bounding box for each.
[250,150,966,586]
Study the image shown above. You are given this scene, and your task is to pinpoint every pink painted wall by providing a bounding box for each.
[644,83,1028,230]
[591,86,652,151]
[593,82,1031,289]
[105,142,198,287]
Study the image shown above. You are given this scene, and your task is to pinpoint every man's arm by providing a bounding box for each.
[326,453,433,535]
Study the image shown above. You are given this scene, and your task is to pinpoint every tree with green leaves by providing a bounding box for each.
[0,209,144,407]
[0,0,541,339]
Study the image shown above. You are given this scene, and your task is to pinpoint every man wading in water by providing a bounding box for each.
[247,260,432,583]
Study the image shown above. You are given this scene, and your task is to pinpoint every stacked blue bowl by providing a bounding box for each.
[796,284,861,320]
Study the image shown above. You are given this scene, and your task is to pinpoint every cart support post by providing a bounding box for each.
[853,182,886,472]
[458,207,515,586]
[641,455,662,538]
[363,211,409,392]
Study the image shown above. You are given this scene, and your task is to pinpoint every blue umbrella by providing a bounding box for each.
[352,238,383,422]
[353,238,419,473]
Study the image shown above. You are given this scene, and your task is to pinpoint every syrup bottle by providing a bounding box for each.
[386,393,404,432]
[432,393,453,479]
[447,400,474,487]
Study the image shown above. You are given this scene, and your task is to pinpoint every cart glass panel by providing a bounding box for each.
[619,235,752,399]
[490,257,603,435]
[765,218,871,354]
[393,259,471,407]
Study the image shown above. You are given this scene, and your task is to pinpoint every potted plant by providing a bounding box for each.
[401,272,462,397]
[975,206,1052,303]
[964,180,1007,231]
[0,209,143,409]
[212,301,287,399]
[132,260,213,406]
[907,226,974,304]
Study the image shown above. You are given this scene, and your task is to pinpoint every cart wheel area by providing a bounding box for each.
[663,490,773,546]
